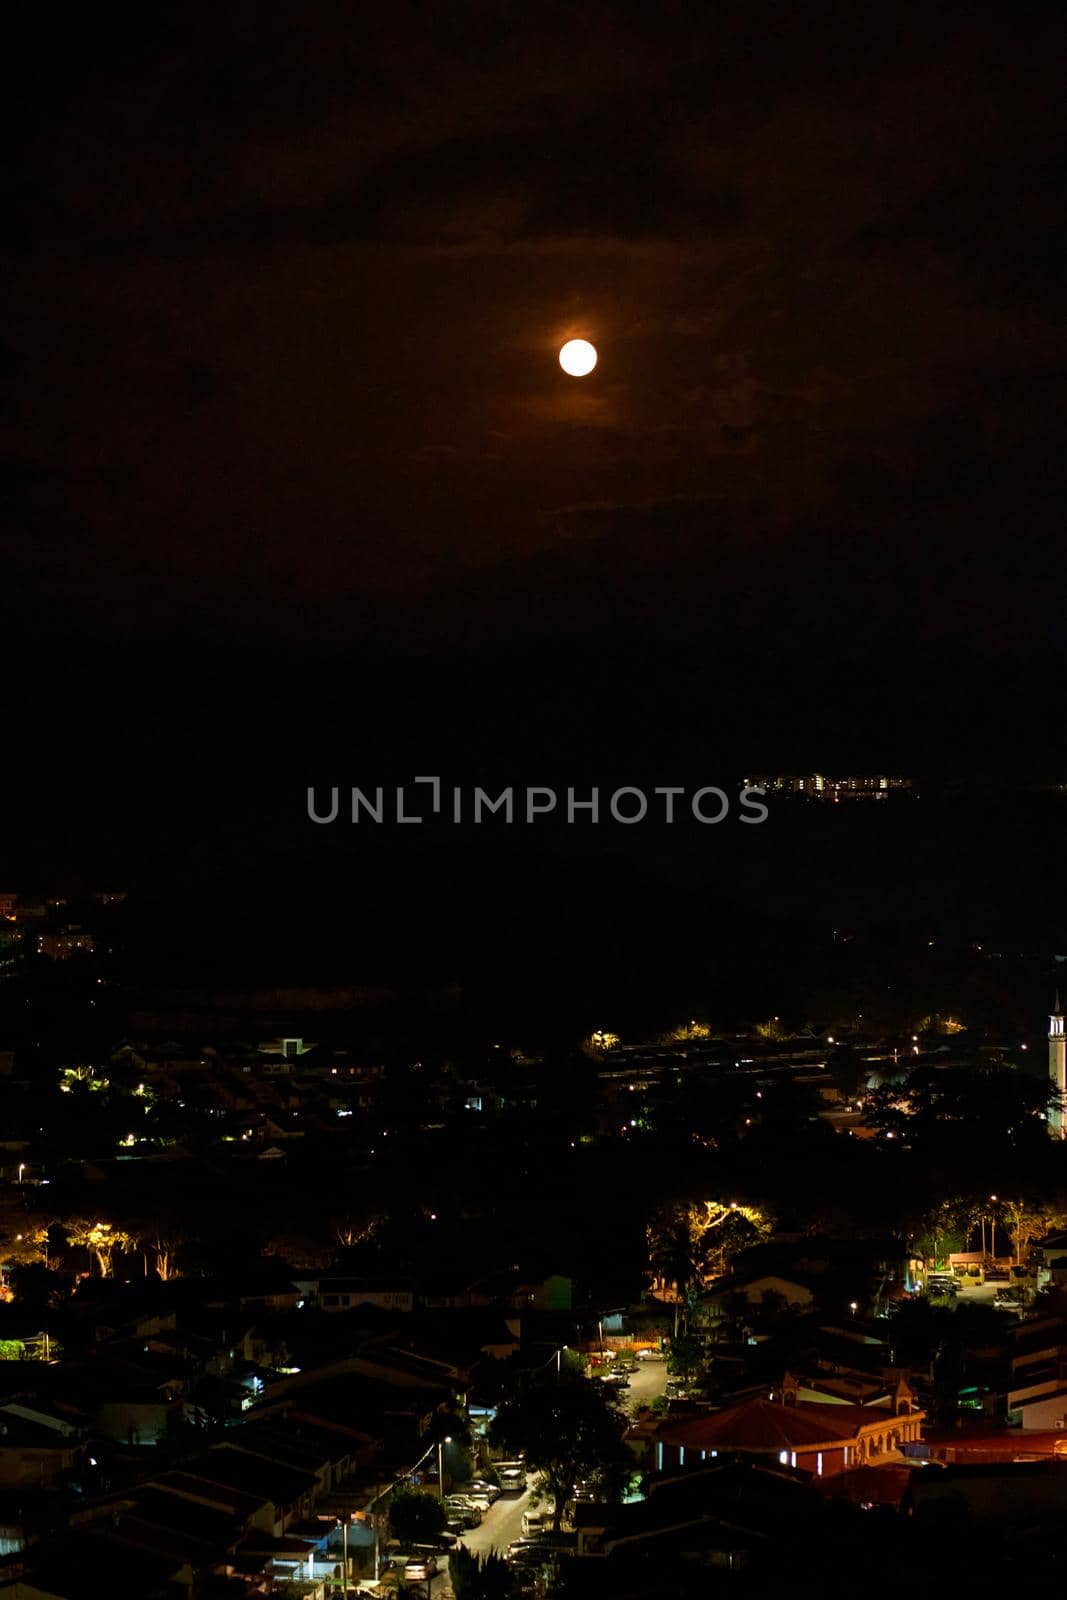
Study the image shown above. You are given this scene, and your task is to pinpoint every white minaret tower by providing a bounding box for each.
[1050,992,1066,1139]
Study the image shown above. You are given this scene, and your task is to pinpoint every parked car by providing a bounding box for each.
[521,1510,545,1538]
[507,1543,551,1567]
[467,1479,501,1502]
[404,1552,438,1582]
[496,1466,527,1493]
[444,1499,482,1528]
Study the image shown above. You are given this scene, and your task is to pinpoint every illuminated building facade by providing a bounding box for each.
[1050,993,1066,1139]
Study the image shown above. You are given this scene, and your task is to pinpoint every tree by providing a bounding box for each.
[332,1208,384,1249]
[646,1206,703,1335]
[490,1374,630,1532]
[908,1197,974,1269]
[449,1547,513,1600]
[754,1017,789,1041]
[66,1219,135,1277]
[647,1199,770,1332]
[388,1485,447,1546]
[1000,1197,1067,1267]
[865,1066,1052,1154]
[0,1222,51,1271]
[5,1260,66,1317]
[153,1233,185,1282]
[666,1331,703,1384]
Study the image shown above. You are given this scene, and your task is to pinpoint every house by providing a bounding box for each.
[1034,1231,1067,1289]
[575,1455,818,1577]
[95,1385,184,1447]
[181,1444,318,1536]
[384,1310,523,1366]
[514,1273,572,1312]
[0,1534,188,1599]
[146,1468,275,1534]
[694,1273,815,1338]
[0,1405,86,1490]
[223,1412,375,1493]
[467,1270,574,1313]
[305,1278,414,1314]
[279,1370,447,1459]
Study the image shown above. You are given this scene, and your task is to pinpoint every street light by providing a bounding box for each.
[437,1435,452,1499]
[849,1301,858,1316]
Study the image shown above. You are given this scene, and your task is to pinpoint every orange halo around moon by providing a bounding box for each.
[559,339,597,377]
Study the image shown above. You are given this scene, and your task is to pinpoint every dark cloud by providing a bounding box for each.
[3,1,1066,805]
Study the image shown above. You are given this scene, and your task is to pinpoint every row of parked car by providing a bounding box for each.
[926,1271,1025,1311]
[390,1472,518,1584]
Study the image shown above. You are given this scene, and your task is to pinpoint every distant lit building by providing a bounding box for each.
[744,774,911,801]
[0,927,23,978]
[36,928,95,961]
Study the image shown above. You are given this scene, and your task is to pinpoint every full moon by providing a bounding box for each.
[559,339,597,377]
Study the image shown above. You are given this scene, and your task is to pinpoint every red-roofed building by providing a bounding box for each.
[924,1427,1067,1464]
[642,1375,923,1479]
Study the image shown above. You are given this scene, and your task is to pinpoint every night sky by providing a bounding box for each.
[5,3,1067,887]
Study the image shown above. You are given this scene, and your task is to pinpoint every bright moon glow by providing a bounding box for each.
[559,339,597,377]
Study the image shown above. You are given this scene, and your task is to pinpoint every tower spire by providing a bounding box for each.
[1050,991,1066,1140]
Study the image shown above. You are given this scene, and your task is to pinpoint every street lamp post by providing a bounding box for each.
[437,1435,451,1499]
[372,1483,382,1583]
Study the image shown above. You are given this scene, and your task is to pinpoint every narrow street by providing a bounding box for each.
[460,1477,532,1559]
[623,1356,669,1413]
[429,1363,668,1594]
[422,1478,530,1596]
